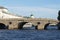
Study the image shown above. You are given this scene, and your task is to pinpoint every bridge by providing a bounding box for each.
[0,6,59,30]
[0,18,58,30]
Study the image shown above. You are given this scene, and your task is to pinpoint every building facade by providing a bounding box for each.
[0,6,23,19]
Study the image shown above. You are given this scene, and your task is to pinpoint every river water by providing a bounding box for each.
[0,26,60,40]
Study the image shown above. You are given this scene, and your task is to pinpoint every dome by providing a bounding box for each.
[30,14,35,18]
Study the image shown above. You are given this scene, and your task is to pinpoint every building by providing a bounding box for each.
[30,14,35,18]
[0,6,23,19]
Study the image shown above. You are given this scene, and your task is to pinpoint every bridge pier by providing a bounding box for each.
[37,24,44,30]
[37,23,50,30]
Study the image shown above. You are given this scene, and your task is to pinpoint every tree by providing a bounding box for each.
[57,10,60,30]
[57,10,60,21]
[58,10,60,16]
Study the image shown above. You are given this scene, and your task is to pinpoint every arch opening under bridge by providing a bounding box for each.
[44,23,50,30]
[18,22,37,30]
[44,23,58,30]
[0,23,8,29]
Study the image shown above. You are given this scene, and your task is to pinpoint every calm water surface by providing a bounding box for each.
[0,26,60,40]
[0,30,60,40]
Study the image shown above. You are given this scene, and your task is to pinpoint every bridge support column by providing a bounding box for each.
[37,23,47,30]
[37,24,44,30]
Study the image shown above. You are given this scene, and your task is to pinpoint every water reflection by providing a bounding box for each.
[23,25,58,30]
[0,25,59,40]
[23,27,35,30]
[47,25,58,30]
[0,28,60,40]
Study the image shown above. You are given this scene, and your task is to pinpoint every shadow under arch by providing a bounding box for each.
[18,22,35,29]
[0,23,8,29]
[44,23,50,30]
[18,22,28,29]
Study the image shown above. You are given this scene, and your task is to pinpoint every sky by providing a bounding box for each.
[0,0,60,19]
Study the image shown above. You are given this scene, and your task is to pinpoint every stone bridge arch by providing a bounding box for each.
[0,23,8,29]
[43,23,58,30]
[18,22,27,29]
[44,23,50,30]
[18,22,36,29]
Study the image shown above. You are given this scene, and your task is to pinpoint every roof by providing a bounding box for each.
[0,6,7,9]
[0,6,23,17]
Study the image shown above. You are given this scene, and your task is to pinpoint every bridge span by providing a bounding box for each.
[0,18,58,30]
